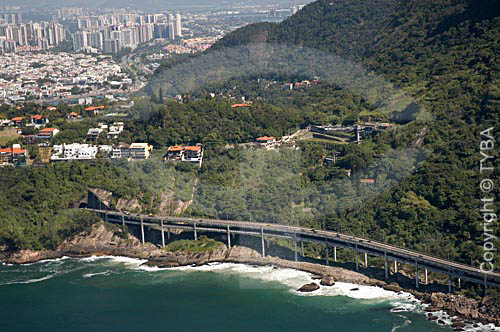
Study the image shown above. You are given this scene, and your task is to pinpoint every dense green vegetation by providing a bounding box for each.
[164,236,225,253]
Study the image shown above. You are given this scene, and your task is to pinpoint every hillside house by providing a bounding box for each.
[129,143,153,160]
[0,145,27,165]
[87,128,103,141]
[111,143,130,159]
[107,122,124,139]
[164,145,203,166]
[37,128,59,141]
[256,136,277,149]
[85,106,105,117]
[183,146,203,164]
[51,143,98,161]
[30,115,49,126]
[66,112,81,121]
[11,116,25,127]
[165,146,184,161]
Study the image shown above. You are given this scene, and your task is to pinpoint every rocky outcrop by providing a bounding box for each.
[0,222,157,264]
[427,292,500,326]
[1,249,62,265]
[58,222,157,259]
[145,244,229,268]
[297,283,320,292]
[320,275,335,286]
[384,282,403,292]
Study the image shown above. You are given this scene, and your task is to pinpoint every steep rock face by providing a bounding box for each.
[89,188,192,216]
[58,222,158,259]
[1,222,157,264]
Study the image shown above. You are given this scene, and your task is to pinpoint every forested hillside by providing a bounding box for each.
[148,0,500,266]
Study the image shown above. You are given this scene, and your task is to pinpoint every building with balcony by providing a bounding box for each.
[129,143,153,160]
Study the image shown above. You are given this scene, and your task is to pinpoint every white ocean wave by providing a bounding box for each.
[2,273,56,285]
[391,314,412,332]
[79,255,148,266]
[82,270,111,278]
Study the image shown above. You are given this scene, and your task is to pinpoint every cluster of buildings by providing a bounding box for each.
[0,52,129,103]
[0,13,67,53]
[51,142,153,161]
[1,114,50,128]
[162,37,218,55]
[165,145,203,166]
[86,122,124,141]
[72,13,183,53]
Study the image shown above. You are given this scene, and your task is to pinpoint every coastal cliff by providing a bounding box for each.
[1,222,499,329]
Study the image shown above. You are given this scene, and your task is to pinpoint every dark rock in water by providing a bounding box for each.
[350,288,359,291]
[297,283,320,292]
[437,320,446,325]
[320,275,335,286]
[384,283,403,292]
[424,305,440,312]
[427,314,438,321]
[451,321,465,328]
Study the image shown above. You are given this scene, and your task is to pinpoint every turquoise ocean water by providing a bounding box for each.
[0,256,488,332]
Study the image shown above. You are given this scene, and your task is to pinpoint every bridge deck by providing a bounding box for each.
[84,208,500,289]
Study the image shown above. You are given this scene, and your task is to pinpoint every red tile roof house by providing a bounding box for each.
[85,106,105,117]
[360,179,376,184]
[66,112,80,120]
[30,114,49,126]
[0,147,27,165]
[165,146,184,161]
[11,116,25,127]
[183,146,203,163]
[256,136,277,149]
[36,128,60,141]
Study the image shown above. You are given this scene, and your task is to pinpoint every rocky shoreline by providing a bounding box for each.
[1,222,499,331]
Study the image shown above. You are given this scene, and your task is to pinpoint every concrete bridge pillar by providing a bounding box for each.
[140,217,145,244]
[458,278,461,288]
[325,244,329,266]
[161,220,165,248]
[301,241,304,256]
[227,225,231,249]
[194,223,198,241]
[364,253,368,267]
[294,234,298,262]
[355,244,359,271]
[415,260,419,289]
[121,214,125,227]
[425,269,428,284]
[394,260,398,274]
[260,228,265,257]
[448,274,452,293]
[167,227,170,240]
[384,252,388,280]
[334,246,337,262]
